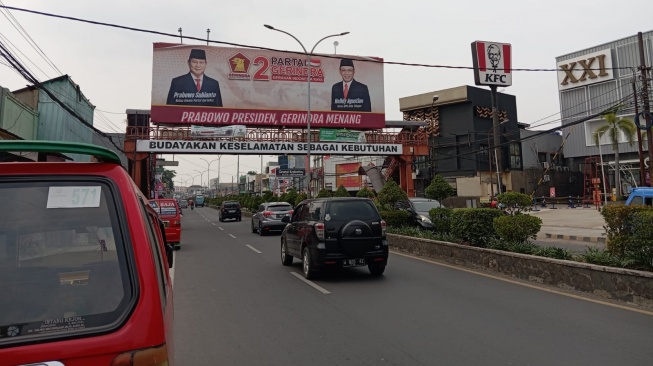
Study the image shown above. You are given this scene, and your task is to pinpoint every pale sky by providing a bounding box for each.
[1,0,652,187]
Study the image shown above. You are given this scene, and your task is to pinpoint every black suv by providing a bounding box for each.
[218,200,241,222]
[280,197,388,279]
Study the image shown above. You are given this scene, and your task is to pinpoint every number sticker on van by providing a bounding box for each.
[47,186,101,208]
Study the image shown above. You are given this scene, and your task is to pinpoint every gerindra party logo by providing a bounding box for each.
[228,52,251,80]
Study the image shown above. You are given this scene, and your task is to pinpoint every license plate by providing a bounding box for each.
[163,221,169,228]
[276,214,283,219]
[343,258,366,267]
[229,210,235,213]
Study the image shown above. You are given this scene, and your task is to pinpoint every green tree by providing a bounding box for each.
[284,188,298,205]
[593,111,636,198]
[333,185,350,197]
[425,175,454,202]
[496,192,533,215]
[357,187,375,198]
[295,193,308,206]
[317,188,332,198]
[377,179,407,207]
[162,169,176,193]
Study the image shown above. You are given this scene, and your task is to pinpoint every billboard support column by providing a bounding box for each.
[264,25,349,198]
[490,85,502,195]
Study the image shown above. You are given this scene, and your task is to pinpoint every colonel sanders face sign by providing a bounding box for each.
[487,44,501,73]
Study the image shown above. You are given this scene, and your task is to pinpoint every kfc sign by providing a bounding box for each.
[471,41,512,87]
[556,50,613,91]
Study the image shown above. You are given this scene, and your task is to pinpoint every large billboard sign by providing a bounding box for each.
[151,43,385,129]
[471,41,512,87]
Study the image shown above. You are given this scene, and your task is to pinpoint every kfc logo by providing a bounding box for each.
[471,41,512,87]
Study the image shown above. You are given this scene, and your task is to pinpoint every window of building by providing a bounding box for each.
[510,143,522,169]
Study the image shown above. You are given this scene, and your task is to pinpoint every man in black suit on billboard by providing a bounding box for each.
[166,49,223,107]
[331,58,371,112]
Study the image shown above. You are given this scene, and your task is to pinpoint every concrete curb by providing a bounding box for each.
[543,233,607,244]
[387,234,653,309]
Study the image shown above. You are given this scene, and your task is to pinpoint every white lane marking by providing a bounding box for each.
[219,227,224,231]
[290,272,331,294]
[391,250,653,316]
[212,223,216,226]
[229,234,236,239]
[246,245,262,254]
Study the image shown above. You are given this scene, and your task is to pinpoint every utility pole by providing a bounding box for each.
[490,85,502,194]
[638,32,653,186]
[236,155,240,194]
[633,78,646,186]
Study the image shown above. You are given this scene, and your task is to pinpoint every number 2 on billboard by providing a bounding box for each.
[253,56,270,81]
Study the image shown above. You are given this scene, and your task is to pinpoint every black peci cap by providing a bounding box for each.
[189,49,206,60]
[339,58,354,68]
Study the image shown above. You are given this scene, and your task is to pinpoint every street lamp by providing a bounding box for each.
[200,157,221,197]
[194,169,208,192]
[264,24,349,197]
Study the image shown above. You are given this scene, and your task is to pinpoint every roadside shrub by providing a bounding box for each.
[380,210,411,228]
[377,179,408,207]
[578,247,634,268]
[505,241,537,255]
[424,174,454,201]
[627,211,653,271]
[386,226,458,242]
[601,205,653,256]
[316,188,331,198]
[357,187,375,198]
[532,246,575,260]
[450,208,503,247]
[493,214,542,243]
[428,207,453,234]
[496,192,533,215]
[333,185,350,197]
[294,193,307,206]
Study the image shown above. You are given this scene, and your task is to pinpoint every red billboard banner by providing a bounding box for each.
[151,43,385,129]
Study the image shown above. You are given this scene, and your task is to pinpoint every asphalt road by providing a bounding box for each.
[173,208,653,366]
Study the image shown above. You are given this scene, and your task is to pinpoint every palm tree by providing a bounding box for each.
[592,112,636,199]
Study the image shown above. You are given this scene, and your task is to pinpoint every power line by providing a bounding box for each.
[0,4,640,73]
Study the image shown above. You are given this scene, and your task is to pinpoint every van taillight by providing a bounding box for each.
[111,343,169,365]
[381,220,387,236]
[315,223,325,240]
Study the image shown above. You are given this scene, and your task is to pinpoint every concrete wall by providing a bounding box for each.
[388,234,653,308]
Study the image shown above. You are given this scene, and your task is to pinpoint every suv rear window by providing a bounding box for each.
[223,202,240,208]
[0,180,131,343]
[268,205,292,212]
[327,200,379,221]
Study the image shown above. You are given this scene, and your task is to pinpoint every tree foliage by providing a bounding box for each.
[333,185,350,197]
[593,110,636,198]
[425,175,454,201]
[496,192,533,215]
[357,187,375,198]
[378,179,408,206]
[317,188,332,198]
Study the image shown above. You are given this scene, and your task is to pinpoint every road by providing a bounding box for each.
[173,208,653,366]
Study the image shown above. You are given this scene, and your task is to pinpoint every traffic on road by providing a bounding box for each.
[172,206,653,366]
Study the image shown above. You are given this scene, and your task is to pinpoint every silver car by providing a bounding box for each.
[251,202,294,236]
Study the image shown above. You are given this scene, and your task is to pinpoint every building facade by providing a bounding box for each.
[556,30,653,197]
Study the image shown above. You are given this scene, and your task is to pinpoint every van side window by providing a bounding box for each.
[631,196,643,205]
[138,198,168,309]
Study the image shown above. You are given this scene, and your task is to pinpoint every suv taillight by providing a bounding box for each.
[288,210,294,215]
[315,222,325,240]
[263,211,273,218]
[381,220,387,236]
[111,343,169,365]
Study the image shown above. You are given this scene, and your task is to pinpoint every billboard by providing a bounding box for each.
[471,41,512,87]
[151,43,385,129]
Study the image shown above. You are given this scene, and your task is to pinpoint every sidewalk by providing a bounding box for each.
[529,205,607,244]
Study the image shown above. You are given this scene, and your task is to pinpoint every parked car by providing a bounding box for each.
[625,187,653,206]
[252,201,294,236]
[150,198,183,249]
[219,200,242,222]
[0,140,175,365]
[281,197,388,279]
[395,197,444,230]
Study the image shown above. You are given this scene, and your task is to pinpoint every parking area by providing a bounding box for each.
[531,206,606,244]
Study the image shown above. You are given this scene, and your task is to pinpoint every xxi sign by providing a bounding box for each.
[556,49,614,91]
